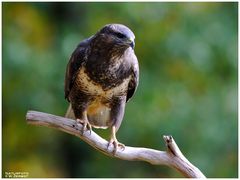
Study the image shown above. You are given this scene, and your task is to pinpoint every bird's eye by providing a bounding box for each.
[115,32,126,39]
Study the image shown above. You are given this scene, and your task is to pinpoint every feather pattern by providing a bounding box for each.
[64,24,139,130]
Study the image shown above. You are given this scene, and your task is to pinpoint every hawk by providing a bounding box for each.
[64,24,139,153]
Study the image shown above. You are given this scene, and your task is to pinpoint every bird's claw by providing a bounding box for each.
[107,138,125,155]
[83,121,92,135]
[76,119,92,135]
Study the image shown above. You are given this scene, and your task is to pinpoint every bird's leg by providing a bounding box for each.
[106,96,126,154]
[76,110,92,135]
[108,125,125,154]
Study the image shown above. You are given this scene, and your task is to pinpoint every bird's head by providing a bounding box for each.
[97,24,135,50]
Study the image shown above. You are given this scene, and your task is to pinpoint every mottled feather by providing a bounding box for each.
[64,24,139,132]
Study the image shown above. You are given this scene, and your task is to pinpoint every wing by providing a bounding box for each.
[126,55,139,102]
[64,38,91,101]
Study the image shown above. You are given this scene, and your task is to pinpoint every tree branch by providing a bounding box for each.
[26,110,206,178]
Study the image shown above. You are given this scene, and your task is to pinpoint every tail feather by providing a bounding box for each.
[65,104,76,119]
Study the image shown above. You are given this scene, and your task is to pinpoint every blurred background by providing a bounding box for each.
[2,2,238,178]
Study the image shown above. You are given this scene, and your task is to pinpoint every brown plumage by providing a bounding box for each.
[64,24,139,153]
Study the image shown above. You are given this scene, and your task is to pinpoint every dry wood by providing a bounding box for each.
[26,110,206,178]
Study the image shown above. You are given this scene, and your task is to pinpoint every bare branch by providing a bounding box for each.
[26,110,206,178]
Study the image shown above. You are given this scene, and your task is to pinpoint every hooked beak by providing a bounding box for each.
[126,37,135,49]
[129,41,135,49]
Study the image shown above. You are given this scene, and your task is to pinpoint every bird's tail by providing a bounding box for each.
[65,104,76,119]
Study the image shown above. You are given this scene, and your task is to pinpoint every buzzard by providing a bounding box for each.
[64,24,139,153]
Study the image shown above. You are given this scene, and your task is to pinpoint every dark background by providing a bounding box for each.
[2,2,238,178]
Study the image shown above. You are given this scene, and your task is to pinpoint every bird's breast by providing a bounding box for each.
[76,67,131,98]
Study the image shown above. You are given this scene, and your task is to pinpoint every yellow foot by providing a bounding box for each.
[107,137,125,155]
[76,119,92,135]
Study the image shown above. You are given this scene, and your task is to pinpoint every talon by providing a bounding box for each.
[82,121,92,135]
[107,139,113,149]
[107,125,125,154]
[76,118,92,135]
[76,118,82,124]
[108,138,125,155]
[113,141,118,155]
[118,143,125,151]
[87,122,92,135]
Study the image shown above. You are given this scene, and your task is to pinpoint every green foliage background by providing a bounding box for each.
[2,2,238,178]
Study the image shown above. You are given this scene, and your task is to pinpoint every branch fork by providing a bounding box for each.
[26,110,206,178]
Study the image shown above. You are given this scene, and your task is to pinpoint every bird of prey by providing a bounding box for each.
[64,24,139,153]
